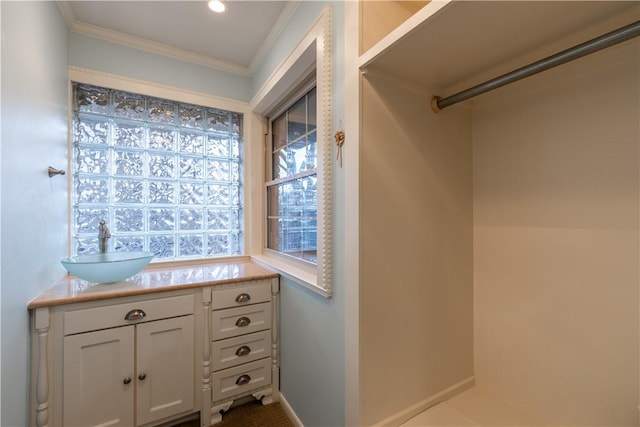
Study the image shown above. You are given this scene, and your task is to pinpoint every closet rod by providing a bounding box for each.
[431,20,640,113]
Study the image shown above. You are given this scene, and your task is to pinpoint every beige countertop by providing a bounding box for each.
[28,257,278,309]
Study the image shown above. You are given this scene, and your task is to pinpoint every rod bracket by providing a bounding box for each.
[431,96,442,114]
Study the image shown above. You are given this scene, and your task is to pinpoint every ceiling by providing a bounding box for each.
[58,1,297,77]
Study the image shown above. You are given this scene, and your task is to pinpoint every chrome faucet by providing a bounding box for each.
[98,219,111,253]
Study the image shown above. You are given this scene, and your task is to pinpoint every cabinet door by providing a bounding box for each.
[63,326,134,427]
[136,315,194,426]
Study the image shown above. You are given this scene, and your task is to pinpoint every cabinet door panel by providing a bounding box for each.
[136,315,194,426]
[63,326,134,427]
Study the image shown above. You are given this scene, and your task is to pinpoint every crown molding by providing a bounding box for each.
[58,1,299,79]
[70,20,252,77]
[56,1,76,29]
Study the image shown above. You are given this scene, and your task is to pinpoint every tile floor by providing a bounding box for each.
[402,387,559,427]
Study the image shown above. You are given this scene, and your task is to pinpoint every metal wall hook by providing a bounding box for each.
[48,166,66,177]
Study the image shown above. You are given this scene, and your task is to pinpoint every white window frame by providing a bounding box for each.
[67,66,252,260]
[249,6,333,297]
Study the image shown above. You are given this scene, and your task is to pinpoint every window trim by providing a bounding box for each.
[249,6,333,297]
[67,66,251,260]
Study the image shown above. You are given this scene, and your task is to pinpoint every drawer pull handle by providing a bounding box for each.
[236,345,251,357]
[236,374,251,386]
[123,377,131,385]
[138,373,147,381]
[124,309,146,321]
[235,316,251,327]
[235,293,251,303]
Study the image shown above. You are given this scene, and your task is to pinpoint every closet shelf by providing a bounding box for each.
[359,1,639,100]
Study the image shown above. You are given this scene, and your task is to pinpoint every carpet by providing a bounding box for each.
[172,401,294,427]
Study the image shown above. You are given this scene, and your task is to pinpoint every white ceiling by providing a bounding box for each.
[58,1,297,77]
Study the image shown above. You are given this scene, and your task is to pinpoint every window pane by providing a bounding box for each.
[114,150,144,176]
[179,155,204,180]
[288,97,306,143]
[75,146,109,174]
[75,84,109,115]
[208,135,230,157]
[149,154,176,178]
[180,235,204,257]
[179,130,204,154]
[72,82,243,259]
[179,104,204,128]
[272,137,317,179]
[149,127,175,151]
[114,236,144,252]
[271,89,317,181]
[115,208,144,232]
[76,208,109,234]
[266,174,317,263]
[74,116,108,145]
[114,122,145,148]
[206,108,232,133]
[149,98,176,124]
[114,91,145,120]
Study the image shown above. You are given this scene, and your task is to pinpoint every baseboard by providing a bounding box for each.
[373,376,476,427]
[278,392,305,427]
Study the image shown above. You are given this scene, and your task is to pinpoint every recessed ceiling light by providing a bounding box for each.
[208,0,226,13]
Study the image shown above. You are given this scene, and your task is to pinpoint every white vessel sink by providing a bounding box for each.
[61,251,154,283]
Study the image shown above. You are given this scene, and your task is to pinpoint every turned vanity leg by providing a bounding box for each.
[210,401,232,425]
[201,288,212,427]
[35,308,50,427]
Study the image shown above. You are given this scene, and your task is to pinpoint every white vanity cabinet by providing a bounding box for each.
[207,278,280,425]
[29,260,280,427]
[62,295,195,427]
[30,291,200,427]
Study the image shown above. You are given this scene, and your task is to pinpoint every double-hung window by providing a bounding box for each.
[251,6,332,296]
[266,86,317,264]
[71,82,243,260]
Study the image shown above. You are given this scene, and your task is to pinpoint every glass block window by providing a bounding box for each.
[72,83,243,259]
[266,87,317,263]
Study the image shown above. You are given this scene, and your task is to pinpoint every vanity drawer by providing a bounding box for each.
[212,330,271,371]
[211,282,271,310]
[64,294,194,335]
[212,303,271,341]
[212,358,271,402]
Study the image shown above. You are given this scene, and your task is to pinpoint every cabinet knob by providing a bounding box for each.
[138,373,147,381]
[124,309,146,321]
[123,377,132,385]
[235,345,251,357]
[235,374,251,386]
[235,316,251,327]
[235,293,251,303]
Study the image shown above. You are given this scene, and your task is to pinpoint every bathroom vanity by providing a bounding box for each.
[27,258,279,427]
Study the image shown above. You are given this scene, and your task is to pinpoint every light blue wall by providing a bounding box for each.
[69,33,252,102]
[0,2,346,425]
[252,2,326,96]
[253,2,346,426]
[1,2,69,425]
